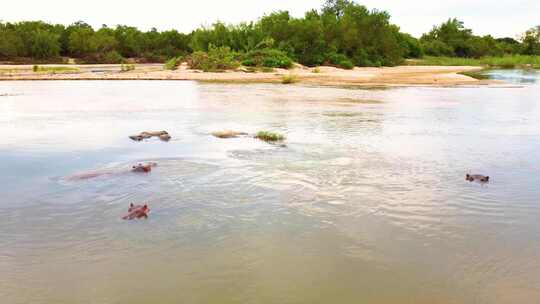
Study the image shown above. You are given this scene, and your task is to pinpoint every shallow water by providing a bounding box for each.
[1,72,540,304]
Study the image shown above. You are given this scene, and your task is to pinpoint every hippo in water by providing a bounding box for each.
[466,174,490,183]
[132,162,158,173]
[65,162,158,181]
[123,203,150,220]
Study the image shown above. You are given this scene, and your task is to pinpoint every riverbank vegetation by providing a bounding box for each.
[408,55,540,69]
[32,65,80,73]
[281,74,299,84]
[255,131,285,142]
[1,1,539,69]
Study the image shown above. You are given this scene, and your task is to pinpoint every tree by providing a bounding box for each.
[421,18,474,57]
[114,25,144,57]
[323,0,352,18]
[68,26,96,56]
[92,26,118,53]
[30,30,61,59]
[521,26,540,55]
[0,24,23,58]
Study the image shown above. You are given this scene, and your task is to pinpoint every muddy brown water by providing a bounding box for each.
[1,70,539,303]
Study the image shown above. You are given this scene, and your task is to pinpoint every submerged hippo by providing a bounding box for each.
[65,162,158,181]
[123,203,150,220]
[466,174,490,183]
[132,162,158,173]
[130,131,171,142]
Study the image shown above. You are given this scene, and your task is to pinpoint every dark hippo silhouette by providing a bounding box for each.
[466,174,490,183]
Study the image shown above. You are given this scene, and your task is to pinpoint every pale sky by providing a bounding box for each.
[3,0,539,38]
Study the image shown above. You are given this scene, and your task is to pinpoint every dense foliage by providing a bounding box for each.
[241,49,293,68]
[0,21,190,63]
[420,18,537,58]
[186,46,239,72]
[1,1,539,67]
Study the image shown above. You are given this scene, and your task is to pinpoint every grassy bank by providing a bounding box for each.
[408,55,540,69]
[33,65,80,73]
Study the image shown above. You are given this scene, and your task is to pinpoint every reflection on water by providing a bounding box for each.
[1,74,540,304]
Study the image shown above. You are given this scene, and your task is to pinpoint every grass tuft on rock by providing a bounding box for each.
[121,64,136,72]
[281,74,298,84]
[459,70,490,80]
[255,131,285,142]
[164,57,182,70]
[32,65,79,73]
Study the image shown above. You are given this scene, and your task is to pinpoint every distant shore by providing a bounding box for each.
[0,64,487,86]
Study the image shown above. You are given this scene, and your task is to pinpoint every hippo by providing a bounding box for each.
[65,162,158,181]
[132,162,158,173]
[466,174,490,183]
[123,203,150,220]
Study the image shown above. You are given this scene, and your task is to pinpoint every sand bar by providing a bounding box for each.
[0,64,486,86]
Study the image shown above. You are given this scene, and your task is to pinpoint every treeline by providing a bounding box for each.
[0,21,190,63]
[420,19,539,58]
[1,0,539,67]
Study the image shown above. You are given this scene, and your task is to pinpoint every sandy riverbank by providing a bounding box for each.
[0,64,486,86]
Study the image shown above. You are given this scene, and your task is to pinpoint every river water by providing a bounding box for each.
[1,70,539,304]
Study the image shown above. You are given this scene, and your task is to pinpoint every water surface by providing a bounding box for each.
[1,73,540,304]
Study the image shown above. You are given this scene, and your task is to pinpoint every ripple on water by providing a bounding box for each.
[2,80,540,304]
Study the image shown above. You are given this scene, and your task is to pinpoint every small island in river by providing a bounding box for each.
[0,64,485,86]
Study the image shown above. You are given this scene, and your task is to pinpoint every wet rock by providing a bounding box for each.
[159,134,171,141]
[212,130,248,139]
[129,131,171,141]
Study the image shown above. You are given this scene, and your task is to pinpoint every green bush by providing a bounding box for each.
[326,52,355,69]
[406,55,540,69]
[121,63,135,72]
[339,60,354,69]
[164,56,182,70]
[241,58,256,67]
[102,51,124,64]
[422,40,455,57]
[242,49,293,69]
[352,50,372,67]
[187,45,239,72]
[281,74,298,84]
[255,131,285,142]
